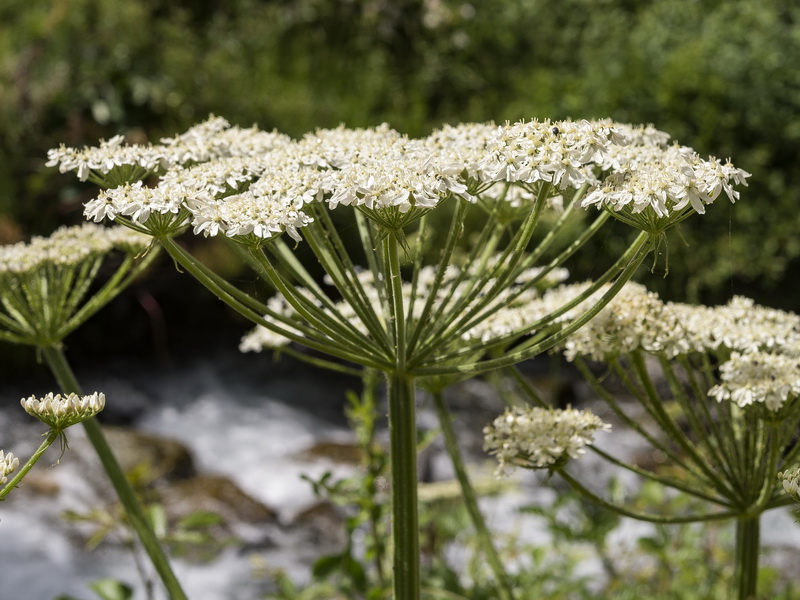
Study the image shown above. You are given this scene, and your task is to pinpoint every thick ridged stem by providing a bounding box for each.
[733,515,760,600]
[384,231,421,600]
[388,372,420,600]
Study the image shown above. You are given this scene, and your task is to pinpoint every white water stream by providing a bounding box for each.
[1,354,798,599]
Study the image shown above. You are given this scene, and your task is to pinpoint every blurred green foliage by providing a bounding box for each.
[1,0,799,307]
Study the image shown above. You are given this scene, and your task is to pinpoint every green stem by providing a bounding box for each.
[733,515,760,600]
[388,372,420,600]
[0,430,60,500]
[432,391,515,600]
[558,468,739,524]
[413,231,652,376]
[158,236,392,370]
[384,231,421,600]
[41,344,187,600]
[278,345,363,378]
[506,365,732,506]
[629,351,737,500]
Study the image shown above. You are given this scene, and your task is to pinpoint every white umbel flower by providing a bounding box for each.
[483,406,611,476]
[21,392,106,430]
[708,351,800,412]
[0,450,19,485]
[0,224,150,275]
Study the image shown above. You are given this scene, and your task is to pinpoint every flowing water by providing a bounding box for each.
[1,352,798,599]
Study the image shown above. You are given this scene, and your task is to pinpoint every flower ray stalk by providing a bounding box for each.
[404,199,469,356]
[432,391,515,600]
[404,212,428,334]
[0,431,60,501]
[301,214,394,353]
[247,246,392,363]
[355,209,391,316]
[414,230,651,370]
[413,185,550,357]
[421,215,628,364]
[661,355,742,491]
[680,355,752,498]
[262,234,392,354]
[506,364,732,506]
[40,344,187,600]
[576,358,697,474]
[158,235,393,369]
[59,250,157,341]
[557,467,740,524]
[412,231,653,377]
[628,352,741,500]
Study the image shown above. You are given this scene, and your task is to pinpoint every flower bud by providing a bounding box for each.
[21,392,106,431]
[0,450,19,485]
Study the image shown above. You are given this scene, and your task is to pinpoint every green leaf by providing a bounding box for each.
[146,503,168,538]
[637,536,665,553]
[88,579,134,600]
[177,510,224,530]
[311,553,344,580]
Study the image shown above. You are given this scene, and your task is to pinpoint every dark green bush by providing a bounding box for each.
[1,0,798,304]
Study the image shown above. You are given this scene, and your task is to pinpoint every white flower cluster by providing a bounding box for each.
[778,467,800,502]
[582,139,750,223]
[555,284,800,362]
[708,351,800,412]
[483,406,611,476]
[666,296,800,355]
[546,281,800,412]
[0,224,151,275]
[52,116,748,243]
[0,450,19,485]
[239,261,570,351]
[21,392,106,430]
[46,115,290,182]
[559,283,697,361]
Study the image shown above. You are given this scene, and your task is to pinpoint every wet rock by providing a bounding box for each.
[294,440,365,465]
[156,475,278,526]
[289,499,347,548]
[16,472,61,497]
[101,426,196,484]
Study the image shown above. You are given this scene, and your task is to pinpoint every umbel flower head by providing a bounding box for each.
[0,450,19,485]
[483,406,611,476]
[21,392,106,431]
[0,224,153,347]
[554,283,800,363]
[0,223,151,275]
[708,350,800,412]
[52,116,749,243]
[778,467,800,503]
